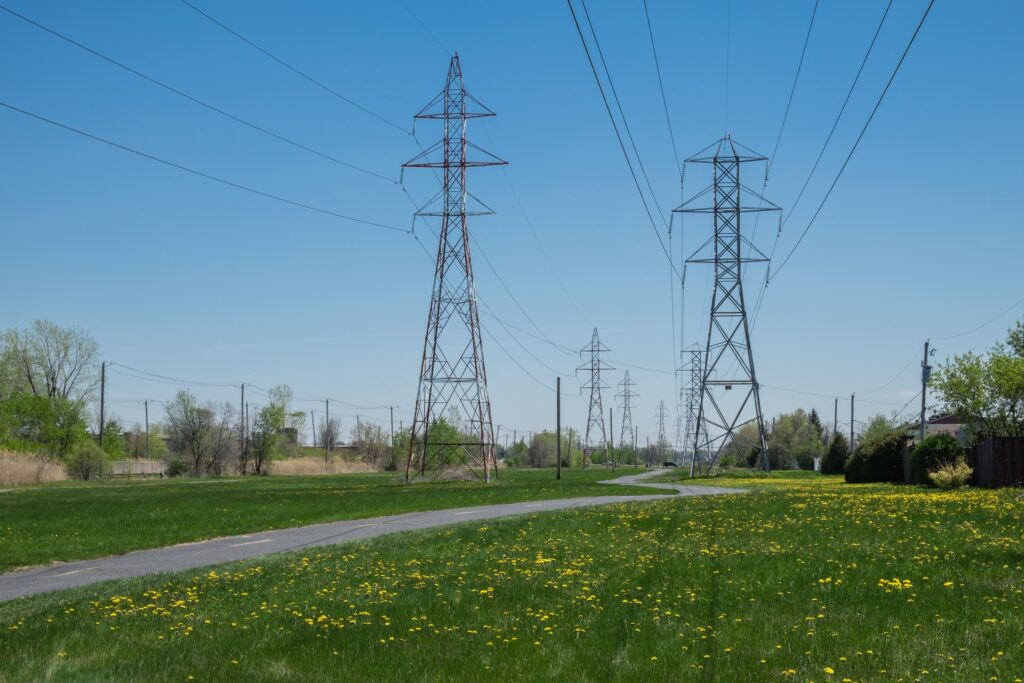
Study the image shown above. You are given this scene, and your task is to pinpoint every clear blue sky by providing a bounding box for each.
[1,1,1022,445]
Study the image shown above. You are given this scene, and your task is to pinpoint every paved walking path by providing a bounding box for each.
[0,470,741,603]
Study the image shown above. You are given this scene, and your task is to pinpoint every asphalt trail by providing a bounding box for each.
[0,469,741,602]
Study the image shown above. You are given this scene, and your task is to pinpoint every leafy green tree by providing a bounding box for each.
[860,414,896,448]
[0,320,100,401]
[768,410,823,469]
[100,417,125,459]
[931,321,1024,440]
[821,433,848,475]
[0,392,88,457]
[527,431,558,468]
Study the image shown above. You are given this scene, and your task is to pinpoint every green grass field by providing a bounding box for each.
[2,472,1022,681]
[0,468,666,572]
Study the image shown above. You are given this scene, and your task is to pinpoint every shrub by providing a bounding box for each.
[821,434,848,475]
[794,452,815,471]
[928,459,972,490]
[66,441,109,481]
[845,432,907,484]
[911,434,964,486]
[164,459,190,477]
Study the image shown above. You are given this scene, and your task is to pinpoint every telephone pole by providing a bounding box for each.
[403,54,504,484]
[920,340,932,444]
[577,328,613,467]
[240,383,246,458]
[144,399,150,459]
[850,394,855,453]
[833,397,838,444]
[98,361,106,448]
[678,136,778,471]
[556,377,562,480]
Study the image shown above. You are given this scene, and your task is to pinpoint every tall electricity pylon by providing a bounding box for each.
[682,346,705,475]
[403,54,506,483]
[616,371,637,452]
[655,400,669,463]
[676,135,780,471]
[578,328,612,467]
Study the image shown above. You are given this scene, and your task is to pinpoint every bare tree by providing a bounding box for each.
[1,320,100,400]
[319,416,341,459]
[206,403,237,475]
[353,422,390,469]
[165,390,213,476]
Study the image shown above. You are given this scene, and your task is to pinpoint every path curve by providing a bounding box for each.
[0,470,741,603]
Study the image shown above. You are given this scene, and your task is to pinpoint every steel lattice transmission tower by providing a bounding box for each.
[616,371,637,450]
[682,346,706,475]
[577,328,613,467]
[655,400,669,462]
[403,54,506,483]
[676,136,780,471]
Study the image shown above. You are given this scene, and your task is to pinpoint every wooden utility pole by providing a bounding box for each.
[98,361,106,449]
[144,399,150,459]
[310,410,317,448]
[920,340,931,445]
[634,426,639,469]
[240,383,246,457]
[325,399,330,460]
[833,397,838,444]
[556,377,562,480]
[850,394,855,453]
[390,406,395,447]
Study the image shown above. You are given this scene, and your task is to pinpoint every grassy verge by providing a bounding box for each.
[0,468,666,572]
[2,473,1021,681]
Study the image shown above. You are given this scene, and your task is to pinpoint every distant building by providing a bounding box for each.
[904,413,968,446]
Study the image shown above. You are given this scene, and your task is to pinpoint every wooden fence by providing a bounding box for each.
[968,437,1024,488]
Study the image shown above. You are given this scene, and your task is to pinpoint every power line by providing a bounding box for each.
[566,0,680,281]
[479,122,592,326]
[179,0,409,134]
[931,292,1024,342]
[0,4,395,184]
[770,0,936,280]
[0,100,407,233]
[396,0,451,58]
[781,0,893,227]
[107,362,239,388]
[641,0,679,171]
[767,0,820,173]
[577,0,669,227]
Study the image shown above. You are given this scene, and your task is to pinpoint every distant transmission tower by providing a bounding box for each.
[578,328,613,466]
[677,136,780,471]
[655,400,668,463]
[616,371,637,451]
[682,346,706,475]
[403,54,506,483]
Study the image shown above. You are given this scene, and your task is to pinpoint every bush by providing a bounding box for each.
[66,441,109,481]
[821,434,848,475]
[165,459,190,477]
[928,459,972,490]
[911,434,963,486]
[845,432,907,484]
[794,452,815,471]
